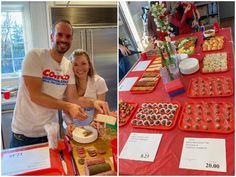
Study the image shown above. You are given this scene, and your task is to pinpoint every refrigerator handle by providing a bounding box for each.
[80,30,84,49]
[90,29,94,63]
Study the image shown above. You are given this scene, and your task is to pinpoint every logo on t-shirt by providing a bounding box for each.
[42,69,70,85]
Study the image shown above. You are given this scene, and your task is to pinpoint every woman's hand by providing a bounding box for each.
[91,121,104,136]
[93,100,110,115]
[192,20,199,27]
[66,123,76,138]
[184,4,191,13]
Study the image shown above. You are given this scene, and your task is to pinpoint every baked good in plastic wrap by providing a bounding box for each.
[179,102,234,133]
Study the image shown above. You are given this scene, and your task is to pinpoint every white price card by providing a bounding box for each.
[2,146,50,175]
[132,60,151,71]
[119,133,162,162]
[179,138,226,172]
[119,77,138,91]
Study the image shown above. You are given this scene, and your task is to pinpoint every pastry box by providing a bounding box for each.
[178,102,234,133]
[130,102,181,130]
[119,102,138,126]
[187,76,233,98]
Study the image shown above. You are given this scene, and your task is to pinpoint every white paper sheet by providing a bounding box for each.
[119,77,138,91]
[179,138,226,172]
[132,60,151,71]
[119,133,162,162]
[2,146,50,175]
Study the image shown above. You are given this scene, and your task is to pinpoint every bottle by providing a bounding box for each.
[128,50,141,56]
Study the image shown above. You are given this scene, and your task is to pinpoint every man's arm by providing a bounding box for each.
[65,84,109,115]
[24,75,87,119]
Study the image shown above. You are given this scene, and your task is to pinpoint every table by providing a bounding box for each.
[119,28,235,175]
[2,132,117,176]
[1,141,75,176]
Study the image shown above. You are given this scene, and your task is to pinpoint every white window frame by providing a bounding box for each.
[1,2,32,87]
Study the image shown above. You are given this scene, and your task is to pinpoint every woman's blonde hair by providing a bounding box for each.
[70,49,95,90]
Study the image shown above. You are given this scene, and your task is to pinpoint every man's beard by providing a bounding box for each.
[55,42,70,54]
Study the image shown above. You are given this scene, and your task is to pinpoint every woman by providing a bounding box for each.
[64,49,108,137]
[169,2,200,35]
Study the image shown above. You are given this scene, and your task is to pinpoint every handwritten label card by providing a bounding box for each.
[119,133,162,162]
[179,138,226,172]
[132,60,151,71]
[2,146,50,175]
[119,77,138,91]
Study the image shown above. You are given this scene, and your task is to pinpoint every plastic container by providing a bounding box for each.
[178,102,234,133]
[187,76,233,98]
[119,102,138,126]
[130,102,181,130]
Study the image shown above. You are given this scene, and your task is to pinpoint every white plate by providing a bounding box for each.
[72,126,98,144]
[179,58,199,75]
[175,54,188,61]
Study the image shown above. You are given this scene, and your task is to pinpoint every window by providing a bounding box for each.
[1,6,25,75]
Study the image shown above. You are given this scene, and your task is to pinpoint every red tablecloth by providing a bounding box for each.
[119,28,235,175]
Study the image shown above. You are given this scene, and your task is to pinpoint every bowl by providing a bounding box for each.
[179,58,199,75]
[203,29,215,38]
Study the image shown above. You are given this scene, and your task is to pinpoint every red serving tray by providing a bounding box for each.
[201,36,224,52]
[200,53,229,74]
[130,102,181,130]
[178,102,234,134]
[130,72,161,94]
[187,76,233,98]
[119,102,138,127]
[17,168,65,176]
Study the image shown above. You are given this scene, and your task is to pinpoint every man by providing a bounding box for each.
[10,19,109,148]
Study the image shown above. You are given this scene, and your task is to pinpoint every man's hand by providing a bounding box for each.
[66,123,76,138]
[119,44,131,56]
[67,103,88,120]
[93,100,110,115]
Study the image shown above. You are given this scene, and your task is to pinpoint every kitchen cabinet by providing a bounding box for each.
[1,110,13,149]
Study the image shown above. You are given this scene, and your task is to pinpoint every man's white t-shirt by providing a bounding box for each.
[11,48,75,137]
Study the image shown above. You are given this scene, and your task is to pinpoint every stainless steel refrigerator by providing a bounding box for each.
[51,5,117,111]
